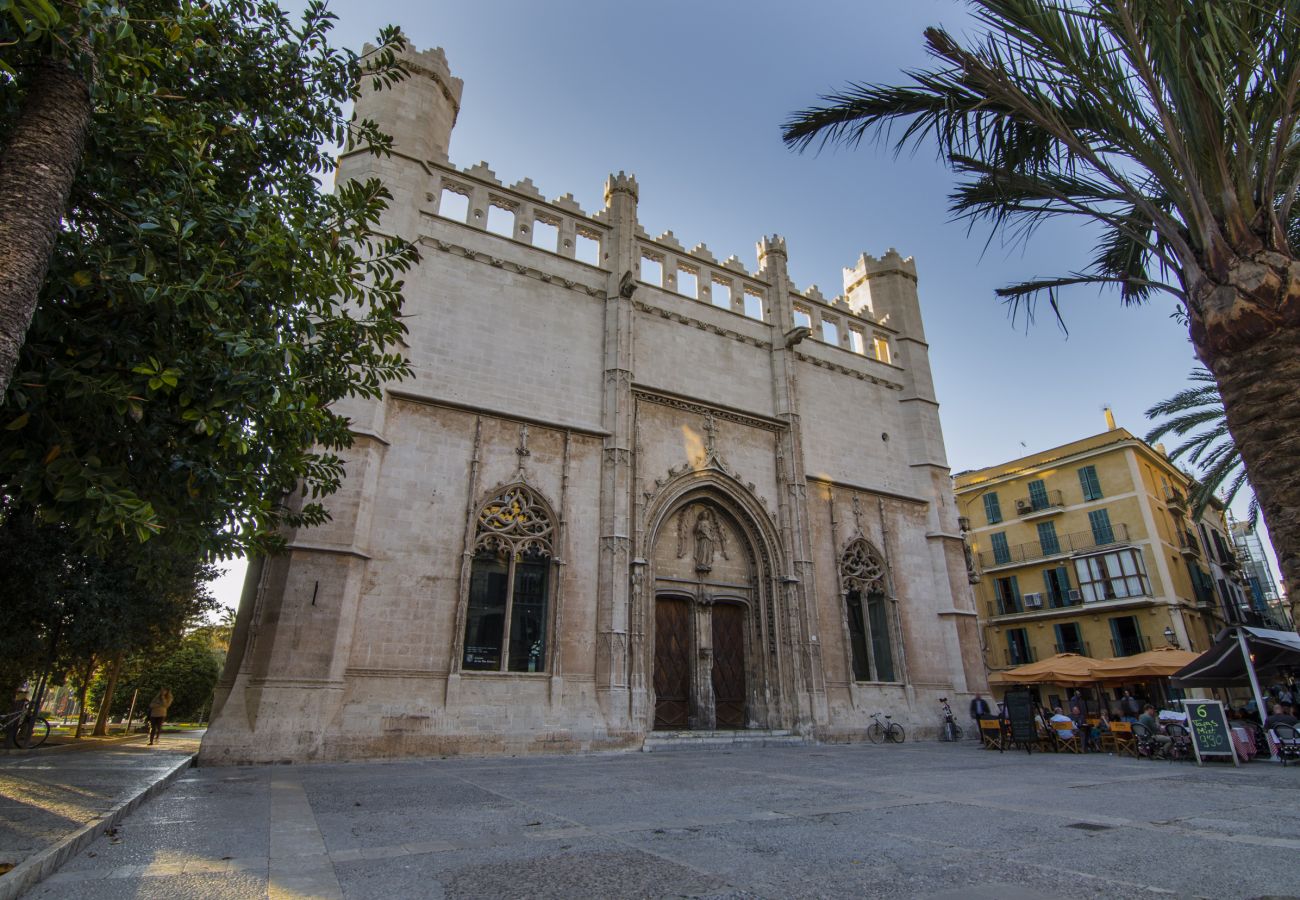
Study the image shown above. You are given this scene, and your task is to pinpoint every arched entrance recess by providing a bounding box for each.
[643,478,784,732]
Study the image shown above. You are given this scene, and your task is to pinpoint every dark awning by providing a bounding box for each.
[1173,626,1300,688]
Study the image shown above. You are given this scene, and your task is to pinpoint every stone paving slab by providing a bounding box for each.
[25,740,1300,899]
[0,732,198,898]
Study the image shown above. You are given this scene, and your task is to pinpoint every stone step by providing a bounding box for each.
[640,729,810,752]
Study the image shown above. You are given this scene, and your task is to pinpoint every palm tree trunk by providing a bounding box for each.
[91,651,124,737]
[1203,320,1300,629]
[0,57,92,395]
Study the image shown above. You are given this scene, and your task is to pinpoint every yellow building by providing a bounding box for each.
[953,420,1247,693]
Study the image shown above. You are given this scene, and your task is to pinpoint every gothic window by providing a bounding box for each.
[840,540,896,682]
[462,485,555,673]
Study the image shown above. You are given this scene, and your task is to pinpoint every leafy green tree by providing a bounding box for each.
[0,508,216,708]
[1145,368,1258,523]
[1,1,417,558]
[96,632,221,723]
[784,1,1300,616]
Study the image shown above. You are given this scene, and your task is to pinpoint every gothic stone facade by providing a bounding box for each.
[201,44,986,764]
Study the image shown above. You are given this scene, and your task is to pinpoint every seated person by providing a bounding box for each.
[1072,705,1100,750]
[1049,707,1076,738]
[1138,705,1172,749]
[1264,703,1299,732]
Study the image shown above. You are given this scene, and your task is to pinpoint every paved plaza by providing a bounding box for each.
[21,739,1300,899]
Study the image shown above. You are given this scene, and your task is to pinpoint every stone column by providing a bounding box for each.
[594,172,640,732]
[759,236,829,731]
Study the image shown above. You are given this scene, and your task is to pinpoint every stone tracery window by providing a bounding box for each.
[462,485,555,673]
[841,539,896,682]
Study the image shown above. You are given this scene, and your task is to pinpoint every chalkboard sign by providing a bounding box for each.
[1184,699,1238,766]
[1003,690,1036,754]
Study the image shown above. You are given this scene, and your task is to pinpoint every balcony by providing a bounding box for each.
[987,591,1084,619]
[978,523,1132,570]
[1163,486,1187,510]
[1177,530,1201,558]
[1015,489,1065,520]
[1111,634,1151,657]
[1054,640,1092,656]
[1003,646,1037,667]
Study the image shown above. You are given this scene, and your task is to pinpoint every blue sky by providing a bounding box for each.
[209,0,1273,606]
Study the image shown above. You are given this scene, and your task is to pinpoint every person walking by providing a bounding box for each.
[1119,690,1141,722]
[147,688,173,746]
[969,693,991,725]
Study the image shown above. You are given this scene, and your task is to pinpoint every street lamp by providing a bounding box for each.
[1163,626,1180,648]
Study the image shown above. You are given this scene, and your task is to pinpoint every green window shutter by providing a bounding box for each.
[1053,623,1065,652]
[1009,574,1021,607]
[1037,521,1060,556]
[1089,509,1115,545]
[1027,479,1048,510]
[983,492,1002,525]
[990,532,1011,565]
[1079,465,1102,501]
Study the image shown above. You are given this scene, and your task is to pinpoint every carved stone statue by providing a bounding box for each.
[691,507,727,572]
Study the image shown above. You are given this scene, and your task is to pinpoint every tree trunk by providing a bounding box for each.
[1201,319,1300,630]
[91,651,124,737]
[72,656,96,740]
[0,57,92,395]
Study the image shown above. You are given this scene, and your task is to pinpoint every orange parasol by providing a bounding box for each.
[1088,646,1201,680]
[987,652,1102,686]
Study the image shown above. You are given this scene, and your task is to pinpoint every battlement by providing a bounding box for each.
[384,41,902,367]
[843,248,918,289]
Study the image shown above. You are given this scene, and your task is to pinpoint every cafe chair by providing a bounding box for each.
[1272,725,1300,767]
[1164,723,1193,762]
[978,717,1004,751]
[1104,721,1138,758]
[1132,722,1163,759]
[1050,720,1082,753]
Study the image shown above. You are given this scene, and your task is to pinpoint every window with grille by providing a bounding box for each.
[841,540,896,682]
[462,484,555,673]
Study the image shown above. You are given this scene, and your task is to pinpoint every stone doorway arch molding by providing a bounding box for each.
[635,465,793,734]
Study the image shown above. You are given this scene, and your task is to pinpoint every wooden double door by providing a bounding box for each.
[653,596,746,730]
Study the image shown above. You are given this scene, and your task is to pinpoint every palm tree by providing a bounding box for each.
[784,1,1300,618]
[1144,368,1256,522]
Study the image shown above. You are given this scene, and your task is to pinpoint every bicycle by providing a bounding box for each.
[867,711,905,744]
[938,697,963,742]
[1,703,50,750]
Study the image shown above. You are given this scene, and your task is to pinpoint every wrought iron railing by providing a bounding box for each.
[979,523,1131,569]
[1015,489,1065,516]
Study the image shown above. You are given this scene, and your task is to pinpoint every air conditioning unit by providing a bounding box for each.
[1015,499,1033,515]
[1023,592,1044,608]
[1068,589,1083,602]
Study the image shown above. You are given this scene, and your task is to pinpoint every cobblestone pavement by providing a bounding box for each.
[0,731,197,872]
[24,739,1300,899]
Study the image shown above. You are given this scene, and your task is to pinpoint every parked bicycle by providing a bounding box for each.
[1,703,50,750]
[938,697,963,742]
[867,711,905,744]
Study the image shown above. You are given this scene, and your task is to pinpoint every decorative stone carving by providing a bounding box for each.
[474,484,554,556]
[840,539,888,595]
[676,506,728,573]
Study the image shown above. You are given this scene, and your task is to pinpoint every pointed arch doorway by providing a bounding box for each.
[650,498,758,731]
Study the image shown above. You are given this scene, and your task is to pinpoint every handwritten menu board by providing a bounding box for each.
[1184,699,1238,766]
[1004,690,1036,753]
